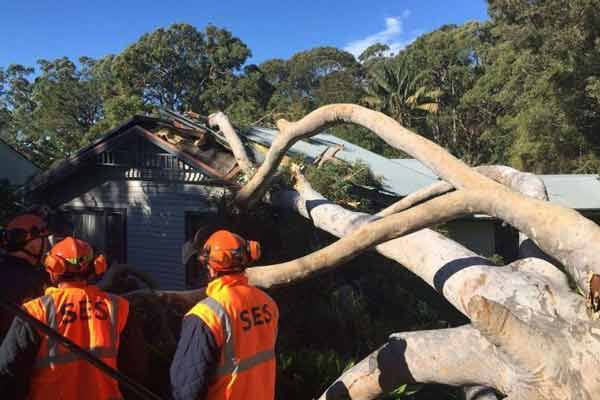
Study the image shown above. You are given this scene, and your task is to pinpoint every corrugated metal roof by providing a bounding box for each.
[389,161,600,210]
[389,160,600,211]
[539,175,600,210]
[245,127,438,196]
[245,129,600,211]
[390,158,438,179]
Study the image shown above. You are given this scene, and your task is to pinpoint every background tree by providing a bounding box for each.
[398,23,490,165]
[361,55,441,129]
[358,43,391,68]
[465,0,600,172]
[111,23,251,114]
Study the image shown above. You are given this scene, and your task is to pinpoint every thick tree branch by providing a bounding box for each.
[270,175,585,321]
[236,104,496,208]
[474,165,552,261]
[378,165,553,262]
[376,180,453,217]
[208,111,255,173]
[248,189,476,288]
[240,104,599,304]
[318,325,508,400]
[468,296,555,373]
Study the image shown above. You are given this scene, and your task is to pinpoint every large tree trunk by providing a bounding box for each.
[268,169,595,400]
[216,105,600,399]
[235,105,600,307]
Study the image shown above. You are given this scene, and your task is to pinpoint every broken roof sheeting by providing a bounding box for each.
[245,128,600,211]
[24,115,237,194]
[245,127,439,197]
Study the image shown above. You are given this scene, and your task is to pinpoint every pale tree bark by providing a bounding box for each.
[208,111,255,174]
[378,165,556,262]
[318,326,506,399]
[268,169,597,399]
[231,103,600,398]
[376,180,453,217]
[144,106,600,399]
[236,104,600,308]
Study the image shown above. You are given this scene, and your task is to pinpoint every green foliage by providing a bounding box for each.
[277,349,355,398]
[488,253,505,266]
[362,55,441,128]
[1,58,106,166]
[259,47,364,125]
[387,384,424,399]
[359,43,391,66]
[302,160,383,213]
[112,23,250,112]
[463,0,600,172]
[398,22,491,164]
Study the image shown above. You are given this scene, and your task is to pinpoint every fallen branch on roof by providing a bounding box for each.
[208,111,255,174]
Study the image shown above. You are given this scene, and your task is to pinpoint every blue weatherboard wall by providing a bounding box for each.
[61,179,223,289]
[37,135,227,290]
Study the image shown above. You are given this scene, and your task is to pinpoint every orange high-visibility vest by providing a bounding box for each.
[23,283,129,400]
[187,273,279,400]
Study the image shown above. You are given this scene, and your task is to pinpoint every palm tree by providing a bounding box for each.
[362,58,441,126]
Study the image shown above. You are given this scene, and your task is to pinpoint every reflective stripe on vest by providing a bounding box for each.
[200,297,275,379]
[33,294,120,369]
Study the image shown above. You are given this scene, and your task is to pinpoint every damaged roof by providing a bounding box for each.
[24,113,240,194]
[26,109,600,212]
[244,127,439,197]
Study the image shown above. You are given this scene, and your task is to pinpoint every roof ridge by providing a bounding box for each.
[0,136,40,169]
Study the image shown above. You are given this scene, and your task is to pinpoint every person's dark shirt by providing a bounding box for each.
[0,254,49,341]
[170,315,219,400]
[0,254,49,399]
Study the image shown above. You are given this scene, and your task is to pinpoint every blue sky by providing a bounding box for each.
[1,0,489,69]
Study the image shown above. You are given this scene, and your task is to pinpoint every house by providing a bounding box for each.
[25,110,600,289]
[26,114,448,290]
[25,113,241,289]
[0,138,39,186]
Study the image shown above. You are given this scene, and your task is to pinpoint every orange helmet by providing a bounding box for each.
[198,230,261,272]
[43,237,107,278]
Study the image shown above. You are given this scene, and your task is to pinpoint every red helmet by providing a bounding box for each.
[2,214,50,251]
[43,237,107,278]
[199,230,261,272]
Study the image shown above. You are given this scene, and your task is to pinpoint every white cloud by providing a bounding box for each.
[344,11,418,59]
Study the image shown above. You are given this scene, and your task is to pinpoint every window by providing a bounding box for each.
[58,208,127,266]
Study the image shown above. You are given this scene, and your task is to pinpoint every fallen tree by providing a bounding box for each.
[209,105,600,399]
[9,104,595,399]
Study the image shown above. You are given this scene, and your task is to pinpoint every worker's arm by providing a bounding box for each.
[170,315,219,400]
[117,309,147,397]
[0,316,41,399]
